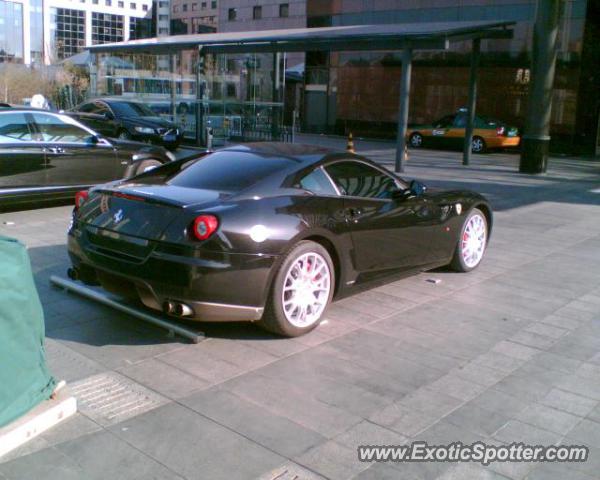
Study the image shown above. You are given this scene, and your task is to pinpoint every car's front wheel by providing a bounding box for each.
[259,241,334,337]
[450,208,488,272]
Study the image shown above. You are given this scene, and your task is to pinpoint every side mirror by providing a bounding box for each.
[394,180,427,199]
[409,179,427,196]
[408,180,427,197]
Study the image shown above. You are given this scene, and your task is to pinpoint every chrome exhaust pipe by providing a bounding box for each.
[67,267,79,281]
[162,301,175,315]
[174,303,193,317]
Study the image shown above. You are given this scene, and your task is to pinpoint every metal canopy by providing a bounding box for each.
[87,21,514,54]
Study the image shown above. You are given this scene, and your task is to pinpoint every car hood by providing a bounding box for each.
[121,116,177,129]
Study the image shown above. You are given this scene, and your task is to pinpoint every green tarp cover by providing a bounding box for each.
[0,236,55,427]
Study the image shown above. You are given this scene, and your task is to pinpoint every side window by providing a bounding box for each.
[453,115,467,128]
[434,115,454,128]
[0,113,36,143]
[78,103,96,113]
[296,168,338,196]
[94,103,110,115]
[325,161,399,200]
[33,113,93,144]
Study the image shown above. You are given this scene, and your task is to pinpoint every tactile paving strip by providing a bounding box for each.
[69,372,168,426]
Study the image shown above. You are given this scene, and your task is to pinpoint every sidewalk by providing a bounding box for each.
[0,145,599,480]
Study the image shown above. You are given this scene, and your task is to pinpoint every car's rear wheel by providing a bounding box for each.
[450,208,488,272]
[134,159,162,175]
[471,136,486,153]
[409,132,423,148]
[259,241,334,337]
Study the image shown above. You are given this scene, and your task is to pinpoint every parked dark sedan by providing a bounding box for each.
[0,108,173,211]
[69,99,183,150]
[68,143,492,337]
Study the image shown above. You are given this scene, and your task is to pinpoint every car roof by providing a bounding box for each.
[0,107,58,113]
[219,142,344,165]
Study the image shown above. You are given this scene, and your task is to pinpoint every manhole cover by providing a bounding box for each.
[69,372,168,426]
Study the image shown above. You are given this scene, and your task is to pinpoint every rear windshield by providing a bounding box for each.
[110,102,156,117]
[164,151,295,192]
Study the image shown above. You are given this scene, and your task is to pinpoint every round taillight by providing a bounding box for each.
[75,190,89,210]
[192,215,219,241]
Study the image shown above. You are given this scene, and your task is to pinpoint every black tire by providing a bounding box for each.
[450,208,488,272]
[471,136,486,153]
[118,129,132,140]
[258,240,334,337]
[409,132,423,148]
[134,159,162,175]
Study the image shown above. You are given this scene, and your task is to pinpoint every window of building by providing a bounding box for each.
[159,27,169,34]
[118,1,124,7]
[211,0,216,8]
[279,3,289,17]
[182,4,187,11]
[158,14,168,20]
[49,7,85,59]
[105,0,111,5]
[92,0,98,5]
[129,15,152,39]
[130,2,136,9]
[91,12,124,45]
[253,5,262,19]
[228,8,236,20]
[158,1,168,6]
[201,2,206,9]
[29,0,43,63]
[142,3,148,11]
[173,5,179,12]
[192,3,197,11]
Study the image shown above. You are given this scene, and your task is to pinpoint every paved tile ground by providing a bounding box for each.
[1,137,600,480]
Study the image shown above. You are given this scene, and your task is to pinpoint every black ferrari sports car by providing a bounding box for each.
[67,143,492,337]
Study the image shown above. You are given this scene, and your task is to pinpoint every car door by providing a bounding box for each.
[324,160,441,273]
[0,111,47,191]
[31,112,119,187]
[430,115,455,148]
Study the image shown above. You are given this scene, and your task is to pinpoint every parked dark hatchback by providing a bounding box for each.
[0,108,172,211]
[69,99,183,150]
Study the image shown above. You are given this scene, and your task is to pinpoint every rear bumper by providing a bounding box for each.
[487,136,520,148]
[67,226,277,322]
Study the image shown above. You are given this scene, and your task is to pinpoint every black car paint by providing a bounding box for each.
[68,143,492,322]
[0,109,172,211]
[69,100,183,149]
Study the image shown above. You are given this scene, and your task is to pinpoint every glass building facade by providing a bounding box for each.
[30,0,44,64]
[93,50,284,143]
[0,0,24,63]
[50,8,86,60]
[304,0,597,153]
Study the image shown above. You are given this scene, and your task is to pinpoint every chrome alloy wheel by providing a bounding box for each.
[282,252,331,328]
[461,213,487,268]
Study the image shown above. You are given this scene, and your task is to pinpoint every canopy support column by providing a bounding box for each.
[88,52,97,98]
[519,0,560,173]
[463,37,481,165]
[395,48,412,173]
[195,48,205,147]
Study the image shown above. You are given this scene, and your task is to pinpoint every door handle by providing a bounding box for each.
[46,147,65,154]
